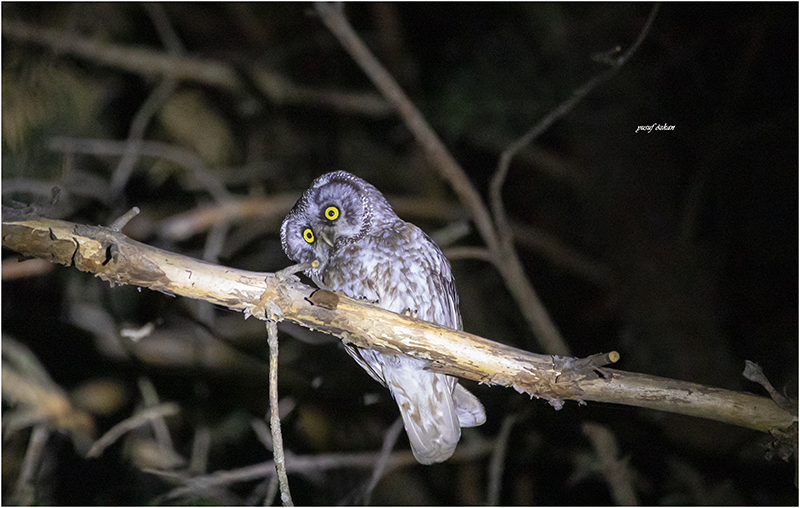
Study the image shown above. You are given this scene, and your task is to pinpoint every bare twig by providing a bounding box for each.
[251,418,274,451]
[111,4,183,196]
[47,137,233,202]
[443,246,495,263]
[87,402,180,458]
[12,423,50,505]
[490,4,661,231]
[155,438,496,503]
[108,206,140,231]
[111,78,179,196]
[1,18,238,87]
[363,417,404,504]
[1,19,392,117]
[583,422,639,506]
[487,414,519,505]
[2,347,94,452]
[142,3,185,54]
[743,360,797,413]
[137,377,175,454]
[266,320,294,506]
[189,425,212,474]
[202,220,231,263]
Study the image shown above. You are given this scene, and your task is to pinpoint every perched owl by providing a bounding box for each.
[281,171,485,464]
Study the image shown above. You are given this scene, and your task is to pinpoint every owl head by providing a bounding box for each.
[280,171,396,268]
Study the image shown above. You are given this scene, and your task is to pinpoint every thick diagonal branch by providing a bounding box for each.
[2,212,795,434]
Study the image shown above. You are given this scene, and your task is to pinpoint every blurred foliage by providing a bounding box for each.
[2,3,797,505]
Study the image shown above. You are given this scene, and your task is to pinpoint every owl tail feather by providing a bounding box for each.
[454,383,487,428]
[384,367,461,465]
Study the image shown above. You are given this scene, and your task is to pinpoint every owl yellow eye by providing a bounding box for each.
[324,206,340,221]
[302,228,315,244]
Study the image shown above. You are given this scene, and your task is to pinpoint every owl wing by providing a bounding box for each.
[328,221,484,463]
[343,343,385,386]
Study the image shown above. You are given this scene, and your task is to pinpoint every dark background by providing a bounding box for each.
[2,3,797,505]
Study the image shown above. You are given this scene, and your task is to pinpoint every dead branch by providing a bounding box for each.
[2,211,795,435]
[155,438,496,504]
[266,320,293,506]
[1,19,391,118]
[582,422,639,506]
[155,194,464,242]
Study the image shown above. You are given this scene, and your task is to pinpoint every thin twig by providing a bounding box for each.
[47,137,232,202]
[362,417,404,504]
[251,418,274,451]
[743,360,797,413]
[110,78,179,196]
[108,207,140,232]
[487,414,519,506]
[189,425,211,474]
[12,423,50,505]
[142,3,185,54]
[266,320,294,506]
[583,422,639,506]
[442,246,495,263]
[202,220,231,263]
[110,4,183,196]
[2,19,391,117]
[87,402,180,458]
[137,377,175,454]
[155,438,495,503]
[490,4,661,230]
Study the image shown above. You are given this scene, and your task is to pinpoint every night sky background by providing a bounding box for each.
[2,3,797,505]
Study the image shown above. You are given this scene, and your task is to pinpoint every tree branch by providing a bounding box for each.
[2,211,795,435]
[266,320,293,506]
[1,19,392,118]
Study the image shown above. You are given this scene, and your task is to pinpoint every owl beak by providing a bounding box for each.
[319,228,335,247]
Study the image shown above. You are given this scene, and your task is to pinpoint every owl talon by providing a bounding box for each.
[276,261,318,282]
[401,308,419,319]
[356,295,380,305]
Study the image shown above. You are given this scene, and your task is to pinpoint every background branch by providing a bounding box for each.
[1,18,392,118]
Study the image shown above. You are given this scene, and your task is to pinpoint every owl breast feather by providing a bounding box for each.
[321,221,460,330]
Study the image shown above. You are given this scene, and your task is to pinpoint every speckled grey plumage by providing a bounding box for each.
[281,171,485,464]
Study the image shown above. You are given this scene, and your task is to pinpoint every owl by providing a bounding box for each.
[281,171,485,464]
